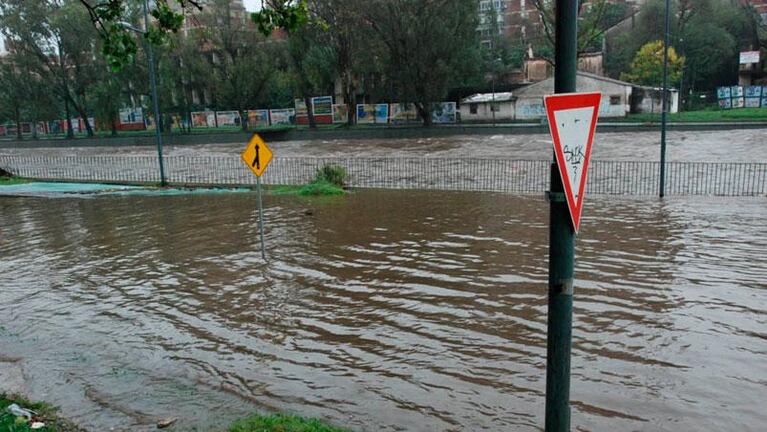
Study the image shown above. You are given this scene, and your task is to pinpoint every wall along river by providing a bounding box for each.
[1,189,765,431]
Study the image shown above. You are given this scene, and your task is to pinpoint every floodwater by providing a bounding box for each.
[2,128,767,161]
[1,190,766,431]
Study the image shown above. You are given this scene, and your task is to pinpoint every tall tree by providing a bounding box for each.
[364,0,480,126]
[195,0,280,130]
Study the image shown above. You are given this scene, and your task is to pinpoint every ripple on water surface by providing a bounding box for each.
[1,190,766,431]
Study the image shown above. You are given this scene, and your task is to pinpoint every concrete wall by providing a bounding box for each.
[459,101,515,122]
[513,74,632,118]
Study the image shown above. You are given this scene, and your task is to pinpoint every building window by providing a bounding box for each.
[491,102,500,112]
[610,95,621,105]
[470,104,478,114]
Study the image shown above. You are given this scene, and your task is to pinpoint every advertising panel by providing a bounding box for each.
[247,109,270,128]
[269,108,295,125]
[390,103,419,123]
[191,111,216,128]
[431,102,457,124]
[312,96,333,115]
[332,104,348,123]
[216,111,240,127]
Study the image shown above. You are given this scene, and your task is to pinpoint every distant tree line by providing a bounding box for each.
[0,0,763,137]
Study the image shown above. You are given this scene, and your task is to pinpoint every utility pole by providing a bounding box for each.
[545,0,577,430]
[143,0,167,186]
[659,0,671,197]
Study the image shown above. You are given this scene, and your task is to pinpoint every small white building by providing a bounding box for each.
[460,92,515,122]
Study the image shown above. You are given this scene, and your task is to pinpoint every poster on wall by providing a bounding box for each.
[718,98,732,109]
[191,111,216,128]
[356,104,389,124]
[295,99,308,117]
[390,103,418,123]
[730,86,744,98]
[119,107,144,124]
[269,108,295,125]
[332,104,348,123]
[431,102,457,124]
[732,97,745,108]
[216,111,240,127]
[312,96,333,115]
[247,109,270,128]
[716,87,731,100]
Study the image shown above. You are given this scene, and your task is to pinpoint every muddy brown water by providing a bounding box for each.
[2,129,767,161]
[1,190,766,431]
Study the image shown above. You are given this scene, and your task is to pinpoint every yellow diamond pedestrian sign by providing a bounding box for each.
[241,134,273,177]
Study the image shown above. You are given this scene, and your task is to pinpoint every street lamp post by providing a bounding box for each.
[119,0,167,186]
[659,0,671,197]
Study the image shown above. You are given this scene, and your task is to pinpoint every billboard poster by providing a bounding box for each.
[312,96,333,115]
[739,50,760,64]
[295,98,308,117]
[718,98,732,109]
[216,111,240,127]
[431,102,457,124]
[332,104,348,123]
[356,104,389,124]
[745,97,761,108]
[730,86,744,98]
[745,86,762,98]
[716,87,731,100]
[390,103,419,123]
[119,107,144,124]
[732,97,745,108]
[247,109,270,128]
[269,108,295,125]
[191,111,216,128]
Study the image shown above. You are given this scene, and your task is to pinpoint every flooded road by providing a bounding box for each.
[1,190,766,431]
[2,128,767,161]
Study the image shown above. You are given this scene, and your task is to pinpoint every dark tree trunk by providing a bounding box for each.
[110,117,118,136]
[64,99,74,139]
[14,106,22,141]
[415,103,432,127]
[239,108,248,131]
[305,95,317,129]
[344,73,355,127]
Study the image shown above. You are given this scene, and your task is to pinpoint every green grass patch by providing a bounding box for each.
[228,413,349,432]
[0,176,30,186]
[612,107,767,123]
[298,180,345,196]
[0,394,83,432]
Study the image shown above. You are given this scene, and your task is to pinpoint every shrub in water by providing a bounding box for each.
[314,164,348,187]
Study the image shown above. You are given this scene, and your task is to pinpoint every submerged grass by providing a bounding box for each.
[0,176,30,186]
[0,394,83,432]
[228,413,350,432]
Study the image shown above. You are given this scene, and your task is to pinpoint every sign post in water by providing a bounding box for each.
[241,133,274,260]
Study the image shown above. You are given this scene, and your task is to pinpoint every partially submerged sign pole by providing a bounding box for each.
[544,0,587,429]
[241,134,274,260]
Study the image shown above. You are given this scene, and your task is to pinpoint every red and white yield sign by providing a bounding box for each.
[544,92,601,233]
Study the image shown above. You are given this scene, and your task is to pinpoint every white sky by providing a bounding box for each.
[243,0,261,11]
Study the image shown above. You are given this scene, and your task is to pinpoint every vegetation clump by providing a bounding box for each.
[228,413,350,432]
[294,164,348,196]
[0,394,83,432]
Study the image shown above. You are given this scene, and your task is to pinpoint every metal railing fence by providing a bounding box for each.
[1,155,765,196]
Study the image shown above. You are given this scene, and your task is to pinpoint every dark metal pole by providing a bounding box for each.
[659,0,671,197]
[256,176,266,260]
[144,0,167,186]
[546,0,577,430]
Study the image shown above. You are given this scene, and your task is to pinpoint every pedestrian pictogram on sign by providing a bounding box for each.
[241,134,273,177]
[544,92,601,232]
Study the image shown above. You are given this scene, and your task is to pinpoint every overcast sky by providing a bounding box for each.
[243,0,261,11]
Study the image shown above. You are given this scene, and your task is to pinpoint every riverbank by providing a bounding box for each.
[1,118,766,149]
[1,393,348,431]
